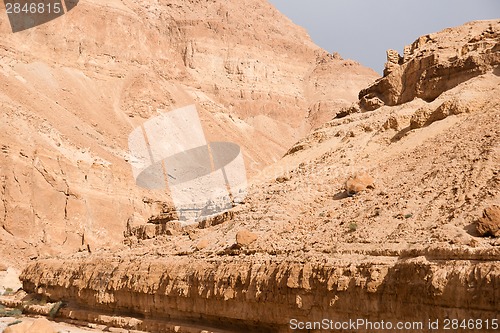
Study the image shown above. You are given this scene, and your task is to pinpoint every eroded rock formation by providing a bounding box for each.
[360,20,500,110]
[0,0,377,266]
[3,6,500,333]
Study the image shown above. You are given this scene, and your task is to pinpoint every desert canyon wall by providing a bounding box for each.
[0,0,498,331]
[13,18,500,333]
[0,0,377,267]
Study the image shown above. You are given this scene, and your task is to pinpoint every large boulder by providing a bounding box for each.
[476,206,500,237]
[345,172,375,196]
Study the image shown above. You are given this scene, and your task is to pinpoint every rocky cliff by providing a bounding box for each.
[0,0,377,266]
[19,249,500,333]
[359,20,500,110]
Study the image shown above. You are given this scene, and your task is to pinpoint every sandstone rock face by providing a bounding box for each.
[0,267,22,295]
[360,20,500,109]
[26,318,56,333]
[304,54,378,127]
[20,254,500,332]
[195,239,210,251]
[477,206,500,237]
[7,13,500,333]
[0,0,376,266]
[384,49,402,76]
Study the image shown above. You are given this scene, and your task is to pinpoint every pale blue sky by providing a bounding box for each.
[268,0,500,73]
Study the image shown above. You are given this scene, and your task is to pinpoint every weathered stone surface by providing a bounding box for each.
[360,21,500,106]
[360,93,385,111]
[384,49,402,76]
[382,115,401,131]
[195,239,210,251]
[4,318,56,333]
[3,322,32,333]
[19,255,500,332]
[236,229,258,247]
[26,318,56,333]
[477,206,500,237]
[335,103,361,119]
[0,0,377,266]
[345,173,375,196]
[2,9,500,333]
[410,96,478,129]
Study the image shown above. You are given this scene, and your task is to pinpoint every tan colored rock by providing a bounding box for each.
[360,94,384,111]
[0,0,376,265]
[3,321,32,333]
[3,11,500,333]
[384,49,402,76]
[476,206,500,237]
[360,20,500,106]
[335,103,361,119]
[305,55,379,127]
[345,173,375,196]
[19,257,500,332]
[4,319,56,333]
[386,49,401,64]
[409,106,434,129]
[236,229,258,247]
[195,239,210,251]
[26,318,56,333]
[143,225,157,240]
[125,213,146,237]
[410,96,478,129]
[0,267,22,293]
[382,115,400,131]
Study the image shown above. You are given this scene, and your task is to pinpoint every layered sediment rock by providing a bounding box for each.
[360,20,500,110]
[21,251,500,333]
[7,12,500,333]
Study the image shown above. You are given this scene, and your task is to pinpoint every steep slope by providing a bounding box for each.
[0,0,377,266]
[17,20,500,333]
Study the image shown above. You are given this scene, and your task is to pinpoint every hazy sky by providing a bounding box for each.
[268,0,500,73]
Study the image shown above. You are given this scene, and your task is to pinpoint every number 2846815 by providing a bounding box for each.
[6,2,62,14]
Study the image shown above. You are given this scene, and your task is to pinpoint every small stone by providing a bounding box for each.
[276,176,290,183]
[382,115,400,131]
[236,229,258,247]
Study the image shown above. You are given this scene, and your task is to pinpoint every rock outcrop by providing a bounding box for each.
[236,229,258,247]
[359,20,500,110]
[20,252,500,333]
